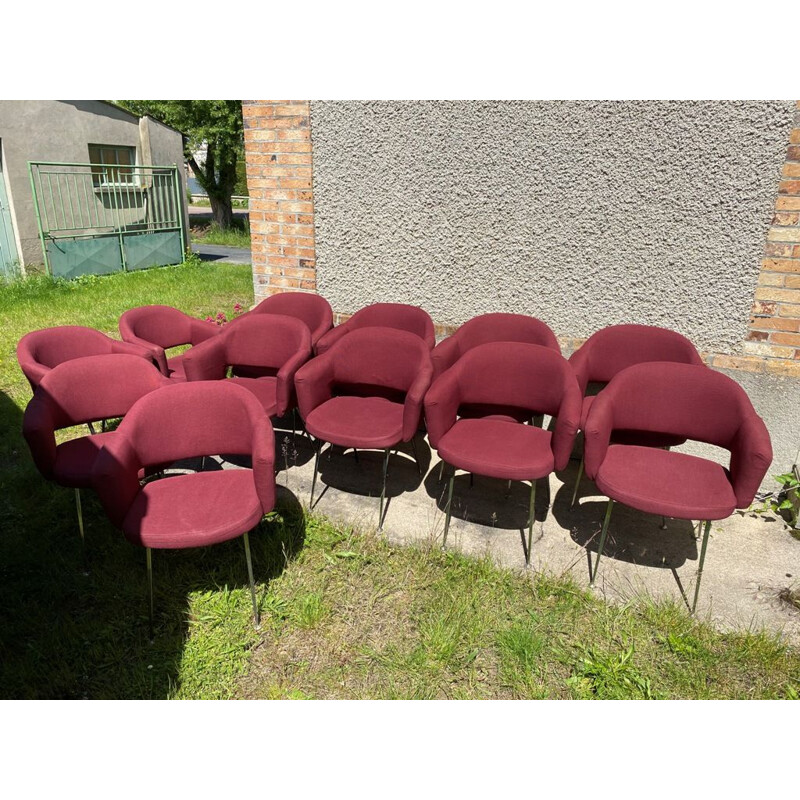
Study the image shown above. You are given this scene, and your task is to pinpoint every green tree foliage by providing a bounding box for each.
[118,100,244,229]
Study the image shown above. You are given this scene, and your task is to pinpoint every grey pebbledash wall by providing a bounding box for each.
[309,101,795,354]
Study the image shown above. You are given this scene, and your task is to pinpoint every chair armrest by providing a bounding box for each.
[403,360,434,441]
[275,347,312,417]
[294,356,336,420]
[182,336,228,381]
[551,379,583,472]
[22,394,57,480]
[583,393,614,481]
[111,338,162,370]
[424,370,461,450]
[729,414,773,508]
[568,346,591,395]
[314,323,349,356]
[189,318,222,344]
[431,336,461,381]
[91,434,141,529]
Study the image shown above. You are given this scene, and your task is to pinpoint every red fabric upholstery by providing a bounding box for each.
[92,381,275,547]
[183,314,311,417]
[569,324,705,449]
[425,342,582,476]
[22,354,170,488]
[432,313,560,380]
[295,327,433,447]
[233,292,333,345]
[584,362,772,517]
[17,326,152,392]
[119,305,219,379]
[315,303,436,356]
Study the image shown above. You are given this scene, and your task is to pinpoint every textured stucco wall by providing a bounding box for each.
[310,101,795,354]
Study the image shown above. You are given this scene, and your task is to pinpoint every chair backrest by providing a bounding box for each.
[448,342,579,419]
[250,292,333,344]
[329,327,432,396]
[569,324,704,392]
[346,303,436,348]
[119,305,201,349]
[592,361,758,449]
[455,313,559,351]
[113,380,273,470]
[222,314,312,374]
[17,326,119,389]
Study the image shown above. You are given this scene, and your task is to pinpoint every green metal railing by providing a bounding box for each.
[29,161,186,278]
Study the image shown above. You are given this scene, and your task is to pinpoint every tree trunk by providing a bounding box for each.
[209,195,233,229]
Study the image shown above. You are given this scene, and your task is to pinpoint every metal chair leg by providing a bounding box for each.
[75,488,85,542]
[310,438,322,508]
[469,472,474,488]
[291,408,297,439]
[243,531,260,627]
[438,460,444,482]
[591,499,615,586]
[692,520,712,615]
[146,547,154,641]
[410,436,422,475]
[378,448,390,530]
[660,515,668,530]
[442,465,455,549]
[353,448,360,464]
[526,479,537,567]
[570,454,585,508]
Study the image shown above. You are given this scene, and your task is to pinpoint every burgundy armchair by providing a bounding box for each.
[232,291,333,346]
[315,302,436,356]
[568,324,705,506]
[425,342,582,563]
[294,327,434,528]
[182,314,312,421]
[22,354,170,540]
[119,305,220,380]
[17,325,152,393]
[91,381,276,634]
[584,361,772,612]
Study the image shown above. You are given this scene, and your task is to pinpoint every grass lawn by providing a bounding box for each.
[190,219,251,249]
[1,262,799,699]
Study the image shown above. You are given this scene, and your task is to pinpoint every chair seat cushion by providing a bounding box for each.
[458,402,532,425]
[54,431,117,487]
[595,445,737,520]
[581,395,687,447]
[229,377,278,417]
[305,396,404,449]
[123,470,264,549]
[438,418,554,481]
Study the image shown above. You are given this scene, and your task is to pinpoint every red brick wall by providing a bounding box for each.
[242,101,316,298]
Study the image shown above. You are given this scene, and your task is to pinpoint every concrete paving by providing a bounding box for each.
[190,242,251,265]
[266,420,800,644]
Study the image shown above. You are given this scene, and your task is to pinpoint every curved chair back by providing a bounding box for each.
[223,314,312,376]
[425,342,581,469]
[584,362,772,507]
[92,381,275,528]
[569,324,704,392]
[316,302,435,355]
[23,354,169,480]
[17,326,149,391]
[247,292,333,345]
[432,313,560,378]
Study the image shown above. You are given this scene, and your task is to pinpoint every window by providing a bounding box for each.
[88,144,136,187]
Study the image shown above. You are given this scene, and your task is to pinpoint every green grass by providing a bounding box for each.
[1,264,799,699]
[190,220,251,249]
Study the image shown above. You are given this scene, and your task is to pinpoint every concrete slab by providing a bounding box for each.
[268,423,800,644]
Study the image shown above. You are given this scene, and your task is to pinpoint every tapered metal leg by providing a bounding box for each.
[660,515,668,530]
[591,499,615,585]
[692,520,712,615]
[292,408,297,439]
[146,547,154,641]
[378,448,390,530]
[410,436,422,475]
[438,460,444,482]
[243,531,260,627]
[526,479,537,567]
[442,466,455,549]
[310,438,322,508]
[75,488,85,542]
[86,421,96,435]
[571,455,585,508]
[469,472,474,488]
[353,448,360,464]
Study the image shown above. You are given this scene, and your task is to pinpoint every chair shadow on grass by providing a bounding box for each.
[551,456,701,606]
[0,388,307,699]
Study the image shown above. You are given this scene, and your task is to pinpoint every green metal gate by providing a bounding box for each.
[28,161,186,279]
